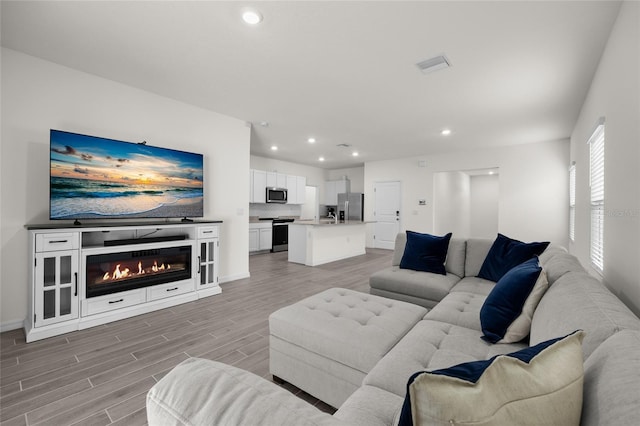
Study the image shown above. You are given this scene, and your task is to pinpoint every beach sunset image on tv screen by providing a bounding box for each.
[50,130,204,220]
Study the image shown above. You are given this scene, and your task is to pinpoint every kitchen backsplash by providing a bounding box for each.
[250,203,301,218]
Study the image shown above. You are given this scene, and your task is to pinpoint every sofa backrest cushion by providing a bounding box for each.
[539,251,586,286]
[392,233,466,278]
[530,271,640,359]
[444,238,466,278]
[581,330,640,426]
[464,239,494,278]
[392,233,408,266]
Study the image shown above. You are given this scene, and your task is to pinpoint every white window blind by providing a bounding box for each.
[589,122,605,272]
[569,164,576,241]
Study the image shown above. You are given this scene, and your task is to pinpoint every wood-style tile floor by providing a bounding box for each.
[0,248,392,425]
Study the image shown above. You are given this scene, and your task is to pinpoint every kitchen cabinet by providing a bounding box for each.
[250,170,267,203]
[325,179,350,205]
[249,222,272,252]
[296,175,306,205]
[250,169,306,205]
[267,172,287,189]
[285,174,307,205]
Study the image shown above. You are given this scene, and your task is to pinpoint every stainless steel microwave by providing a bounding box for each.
[266,187,288,204]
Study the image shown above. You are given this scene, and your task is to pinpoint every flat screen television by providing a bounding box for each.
[50,129,204,221]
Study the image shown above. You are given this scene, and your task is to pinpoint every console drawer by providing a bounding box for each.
[84,289,146,316]
[36,233,80,252]
[197,226,219,239]
[147,280,194,301]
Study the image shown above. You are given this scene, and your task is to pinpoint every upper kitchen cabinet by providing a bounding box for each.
[250,170,267,203]
[266,172,287,189]
[250,169,306,205]
[287,175,306,204]
[325,178,350,205]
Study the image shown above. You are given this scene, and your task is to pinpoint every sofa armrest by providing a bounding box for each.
[147,357,345,426]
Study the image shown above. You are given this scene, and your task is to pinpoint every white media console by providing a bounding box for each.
[25,221,222,342]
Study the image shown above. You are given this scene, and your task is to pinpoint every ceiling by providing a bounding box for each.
[1,1,621,169]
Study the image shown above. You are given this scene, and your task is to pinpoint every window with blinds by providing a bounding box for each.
[589,120,605,272]
[569,164,576,241]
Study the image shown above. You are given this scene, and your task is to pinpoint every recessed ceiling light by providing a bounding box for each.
[489,171,495,175]
[352,151,359,157]
[318,156,325,162]
[270,145,278,151]
[259,121,270,127]
[308,137,316,143]
[242,9,263,25]
[441,129,452,136]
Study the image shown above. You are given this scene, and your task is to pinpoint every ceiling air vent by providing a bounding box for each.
[416,54,451,74]
[336,143,352,148]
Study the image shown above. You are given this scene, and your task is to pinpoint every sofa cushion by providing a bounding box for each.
[363,320,526,397]
[147,358,344,426]
[450,276,495,296]
[480,257,549,343]
[399,231,452,275]
[392,233,466,278]
[398,331,584,426]
[369,268,460,307]
[530,271,640,359]
[477,233,549,282]
[444,238,466,278]
[537,244,566,265]
[424,291,486,331]
[582,330,640,426]
[334,385,403,426]
[464,238,494,277]
[539,251,586,285]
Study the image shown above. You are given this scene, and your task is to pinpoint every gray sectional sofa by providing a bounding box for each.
[147,234,640,425]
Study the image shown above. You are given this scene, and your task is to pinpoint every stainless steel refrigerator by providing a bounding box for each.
[337,193,364,222]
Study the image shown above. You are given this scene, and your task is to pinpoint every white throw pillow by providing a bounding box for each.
[398,330,585,426]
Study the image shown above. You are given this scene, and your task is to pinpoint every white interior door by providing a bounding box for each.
[374,181,401,249]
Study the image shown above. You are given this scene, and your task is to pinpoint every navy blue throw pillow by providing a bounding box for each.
[480,257,544,343]
[399,231,452,275]
[477,233,549,282]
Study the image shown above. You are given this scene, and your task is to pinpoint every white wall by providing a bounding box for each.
[364,139,569,248]
[327,166,365,193]
[470,174,500,238]
[569,1,640,315]
[433,171,471,238]
[0,48,251,328]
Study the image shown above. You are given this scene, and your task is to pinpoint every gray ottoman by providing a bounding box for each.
[269,288,428,408]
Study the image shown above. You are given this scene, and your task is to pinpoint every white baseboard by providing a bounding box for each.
[1,319,24,333]
[219,272,250,284]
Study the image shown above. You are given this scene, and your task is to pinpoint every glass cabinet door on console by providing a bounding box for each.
[34,250,79,327]
[198,239,218,288]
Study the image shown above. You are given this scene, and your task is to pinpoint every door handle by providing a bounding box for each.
[74,272,78,296]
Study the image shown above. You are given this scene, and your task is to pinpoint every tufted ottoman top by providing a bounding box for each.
[269,288,428,374]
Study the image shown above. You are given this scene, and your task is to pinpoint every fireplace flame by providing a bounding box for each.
[101,260,171,282]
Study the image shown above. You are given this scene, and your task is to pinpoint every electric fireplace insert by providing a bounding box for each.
[85,245,192,298]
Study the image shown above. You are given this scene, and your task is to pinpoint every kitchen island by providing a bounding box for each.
[288,221,368,266]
